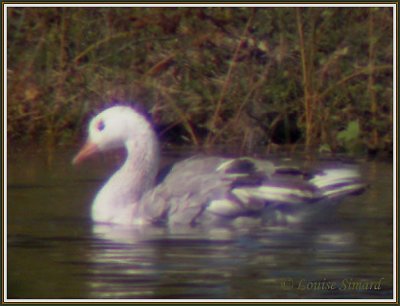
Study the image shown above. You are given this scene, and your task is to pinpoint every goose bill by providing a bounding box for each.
[72,142,99,165]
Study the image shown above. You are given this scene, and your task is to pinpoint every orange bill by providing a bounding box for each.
[72,142,99,165]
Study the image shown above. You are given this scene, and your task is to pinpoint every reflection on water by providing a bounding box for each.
[6,147,393,300]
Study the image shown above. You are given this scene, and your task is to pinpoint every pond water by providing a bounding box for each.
[6,146,394,300]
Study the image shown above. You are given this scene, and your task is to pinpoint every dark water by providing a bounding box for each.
[7,147,393,300]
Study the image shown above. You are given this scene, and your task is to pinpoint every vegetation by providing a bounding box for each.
[7,7,393,155]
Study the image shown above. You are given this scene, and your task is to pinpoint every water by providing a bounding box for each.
[6,146,393,300]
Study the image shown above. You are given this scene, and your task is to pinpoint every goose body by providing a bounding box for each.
[73,106,366,226]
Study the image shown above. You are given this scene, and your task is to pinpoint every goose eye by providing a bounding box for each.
[96,120,105,131]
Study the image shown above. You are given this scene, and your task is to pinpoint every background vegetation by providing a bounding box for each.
[7,7,393,155]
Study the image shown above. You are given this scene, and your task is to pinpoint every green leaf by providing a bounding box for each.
[319,143,332,153]
[337,120,360,143]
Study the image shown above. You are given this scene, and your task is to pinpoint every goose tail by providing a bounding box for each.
[310,168,367,200]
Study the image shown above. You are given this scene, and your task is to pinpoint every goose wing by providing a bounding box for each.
[140,157,365,226]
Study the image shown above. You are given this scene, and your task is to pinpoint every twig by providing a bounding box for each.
[319,64,392,101]
[73,33,175,64]
[206,10,255,145]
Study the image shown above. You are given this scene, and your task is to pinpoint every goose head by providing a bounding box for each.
[73,106,156,165]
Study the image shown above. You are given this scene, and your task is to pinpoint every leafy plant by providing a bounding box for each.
[336,120,363,154]
[6,7,393,156]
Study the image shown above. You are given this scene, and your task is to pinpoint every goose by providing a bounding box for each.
[73,105,366,227]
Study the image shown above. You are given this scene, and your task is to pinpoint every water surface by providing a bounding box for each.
[7,146,393,300]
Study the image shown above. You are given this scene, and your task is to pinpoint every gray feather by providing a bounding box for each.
[139,156,366,226]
